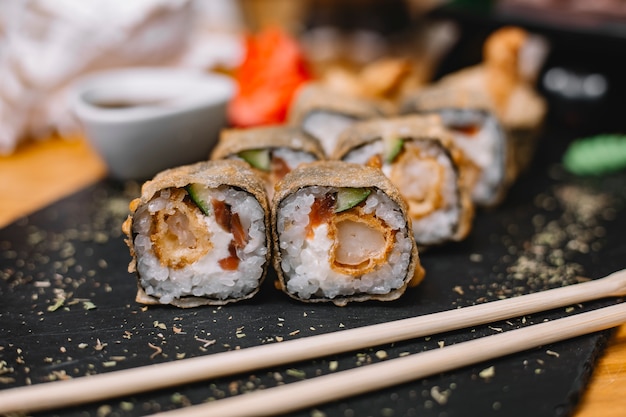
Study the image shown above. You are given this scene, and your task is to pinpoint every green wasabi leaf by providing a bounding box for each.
[185,184,211,215]
[335,188,371,213]
[238,149,271,171]
[563,134,626,176]
[384,138,404,163]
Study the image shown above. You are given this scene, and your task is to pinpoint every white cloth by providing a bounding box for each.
[0,0,244,154]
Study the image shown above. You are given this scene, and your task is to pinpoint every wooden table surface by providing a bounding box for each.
[1,136,625,416]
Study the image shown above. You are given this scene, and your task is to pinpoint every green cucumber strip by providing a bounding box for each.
[335,188,371,213]
[185,184,211,215]
[384,137,404,163]
[238,149,271,171]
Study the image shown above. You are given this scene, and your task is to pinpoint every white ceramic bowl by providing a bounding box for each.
[70,67,235,180]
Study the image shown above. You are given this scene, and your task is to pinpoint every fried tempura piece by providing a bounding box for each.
[483,26,528,110]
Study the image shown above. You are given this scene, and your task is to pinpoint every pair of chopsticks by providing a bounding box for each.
[1,269,625,416]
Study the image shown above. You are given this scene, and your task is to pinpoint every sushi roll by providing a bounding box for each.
[272,160,425,306]
[211,125,325,200]
[400,27,546,206]
[334,114,474,247]
[400,87,512,207]
[288,83,390,156]
[122,160,270,307]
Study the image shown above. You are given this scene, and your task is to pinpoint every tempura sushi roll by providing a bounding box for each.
[401,27,547,206]
[400,87,512,207]
[334,115,474,247]
[288,83,389,156]
[272,160,425,306]
[211,125,325,200]
[123,160,270,307]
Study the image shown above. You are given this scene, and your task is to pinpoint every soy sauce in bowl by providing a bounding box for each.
[70,67,235,181]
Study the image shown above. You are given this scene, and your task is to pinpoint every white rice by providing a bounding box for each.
[133,186,267,304]
[272,147,317,169]
[438,109,505,205]
[231,147,317,171]
[343,139,461,245]
[277,187,412,300]
[302,111,356,156]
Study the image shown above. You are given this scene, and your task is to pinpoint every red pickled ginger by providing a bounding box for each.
[228,27,312,127]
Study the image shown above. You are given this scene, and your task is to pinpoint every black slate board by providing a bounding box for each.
[1,125,625,417]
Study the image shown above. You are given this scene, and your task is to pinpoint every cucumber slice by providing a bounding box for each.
[384,137,404,163]
[238,149,271,171]
[185,183,211,215]
[335,188,371,213]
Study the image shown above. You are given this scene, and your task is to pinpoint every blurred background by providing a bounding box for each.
[1,0,625,155]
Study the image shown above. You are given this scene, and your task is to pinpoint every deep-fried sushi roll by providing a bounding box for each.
[334,114,474,247]
[400,27,547,206]
[400,88,511,207]
[211,125,325,200]
[288,84,389,156]
[123,160,270,307]
[272,160,425,306]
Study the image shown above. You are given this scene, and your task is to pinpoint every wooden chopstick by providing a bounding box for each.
[0,269,625,415]
[151,302,626,417]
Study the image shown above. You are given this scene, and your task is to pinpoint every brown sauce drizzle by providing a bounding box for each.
[212,198,248,271]
[306,193,336,239]
[230,212,247,249]
[271,156,291,181]
[212,199,230,231]
[448,123,481,136]
[219,243,239,271]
